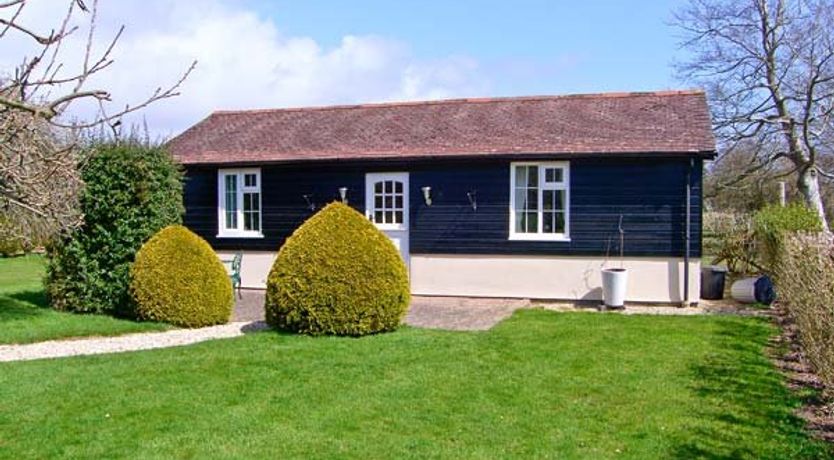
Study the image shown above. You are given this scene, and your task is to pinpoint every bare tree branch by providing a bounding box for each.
[0,0,195,242]
[675,0,834,230]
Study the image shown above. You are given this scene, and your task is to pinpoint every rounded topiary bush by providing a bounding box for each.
[265,202,410,336]
[130,225,233,327]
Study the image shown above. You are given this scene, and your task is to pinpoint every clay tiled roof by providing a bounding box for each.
[168,90,715,165]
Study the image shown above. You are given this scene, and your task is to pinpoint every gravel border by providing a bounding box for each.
[0,321,268,363]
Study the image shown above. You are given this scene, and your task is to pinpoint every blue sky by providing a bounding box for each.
[2,0,694,135]
[253,0,692,96]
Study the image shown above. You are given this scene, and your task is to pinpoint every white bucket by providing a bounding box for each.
[602,268,628,307]
[730,276,779,304]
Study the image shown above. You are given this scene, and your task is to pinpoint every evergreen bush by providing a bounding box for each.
[130,225,232,327]
[265,202,410,336]
[45,143,183,315]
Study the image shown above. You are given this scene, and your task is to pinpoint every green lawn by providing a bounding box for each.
[0,255,168,344]
[0,310,828,459]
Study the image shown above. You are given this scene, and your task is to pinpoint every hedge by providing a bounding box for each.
[753,203,822,276]
[775,233,834,394]
[45,143,183,315]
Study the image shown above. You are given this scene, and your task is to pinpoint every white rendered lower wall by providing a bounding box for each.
[216,250,277,289]
[217,250,701,304]
[410,254,701,304]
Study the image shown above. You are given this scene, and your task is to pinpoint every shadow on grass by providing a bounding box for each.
[0,289,50,322]
[670,318,830,459]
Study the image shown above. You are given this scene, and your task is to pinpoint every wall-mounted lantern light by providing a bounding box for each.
[339,187,348,204]
[421,186,432,206]
[467,190,477,211]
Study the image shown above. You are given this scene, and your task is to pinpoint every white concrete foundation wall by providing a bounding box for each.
[217,250,701,304]
[216,250,277,289]
[410,254,701,304]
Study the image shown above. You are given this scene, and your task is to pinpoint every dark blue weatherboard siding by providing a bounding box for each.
[182,157,702,257]
[183,164,367,251]
[409,158,701,257]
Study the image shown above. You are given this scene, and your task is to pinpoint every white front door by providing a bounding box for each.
[365,172,409,268]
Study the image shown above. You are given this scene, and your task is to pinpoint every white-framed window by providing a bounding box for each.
[509,161,570,241]
[217,168,263,238]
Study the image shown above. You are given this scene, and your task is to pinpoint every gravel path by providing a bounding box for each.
[0,321,268,363]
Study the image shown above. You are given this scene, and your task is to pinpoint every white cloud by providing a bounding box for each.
[0,0,490,138]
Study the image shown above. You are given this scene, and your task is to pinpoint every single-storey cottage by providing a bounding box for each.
[168,90,716,304]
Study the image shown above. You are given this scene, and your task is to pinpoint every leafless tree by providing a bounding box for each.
[0,108,81,244]
[675,0,834,231]
[704,141,793,211]
[0,0,195,243]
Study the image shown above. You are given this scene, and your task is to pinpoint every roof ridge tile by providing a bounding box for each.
[209,89,706,117]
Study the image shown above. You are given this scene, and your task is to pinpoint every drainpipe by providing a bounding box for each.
[683,157,693,307]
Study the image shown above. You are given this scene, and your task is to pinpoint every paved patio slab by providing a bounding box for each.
[233,289,267,322]
[405,296,530,331]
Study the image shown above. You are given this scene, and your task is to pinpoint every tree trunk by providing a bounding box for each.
[797,166,830,232]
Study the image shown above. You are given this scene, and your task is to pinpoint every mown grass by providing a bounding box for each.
[0,255,168,344]
[0,310,828,459]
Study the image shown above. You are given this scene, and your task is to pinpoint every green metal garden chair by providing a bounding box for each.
[222,252,243,299]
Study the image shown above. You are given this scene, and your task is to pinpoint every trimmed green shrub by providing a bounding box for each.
[45,143,183,315]
[753,203,822,274]
[265,202,410,336]
[130,225,232,327]
[776,233,834,394]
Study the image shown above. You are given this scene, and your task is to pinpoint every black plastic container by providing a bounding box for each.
[701,265,728,300]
